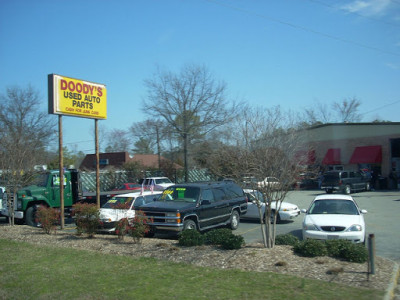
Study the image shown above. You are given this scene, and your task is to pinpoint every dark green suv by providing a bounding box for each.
[321,170,371,194]
[138,181,248,234]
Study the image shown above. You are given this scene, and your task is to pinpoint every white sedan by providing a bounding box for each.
[242,189,300,223]
[98,191,162,232]
[301,194,367,243]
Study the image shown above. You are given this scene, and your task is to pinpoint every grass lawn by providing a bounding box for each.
[0,239,383,300]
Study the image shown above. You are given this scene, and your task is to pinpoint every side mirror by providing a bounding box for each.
[360,209,367,214]
[201,199,211,205]
[301,209,307,213]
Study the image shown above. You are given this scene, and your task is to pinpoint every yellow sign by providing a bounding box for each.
[48,74,107,119]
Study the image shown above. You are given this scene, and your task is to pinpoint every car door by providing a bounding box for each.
[197,188,228,229]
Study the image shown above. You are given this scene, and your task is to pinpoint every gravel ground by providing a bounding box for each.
[0,225,396,292]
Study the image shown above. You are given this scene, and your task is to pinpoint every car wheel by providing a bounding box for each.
[26,205,41,227]
[269,210,281,224]
[230,210,240,230]
[325,189,333,194]
[144,228,155,237]
[344,185,351,194]
[183,219,197,231]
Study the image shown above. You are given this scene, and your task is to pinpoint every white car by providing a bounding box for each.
[301,194,367,243]
[99,191,162,232]
[140,177,175,191]
[242,189,300,223]
[257,177,280,189]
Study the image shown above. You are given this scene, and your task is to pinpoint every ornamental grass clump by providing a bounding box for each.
[73,203,102,238]
[36,206,60,234]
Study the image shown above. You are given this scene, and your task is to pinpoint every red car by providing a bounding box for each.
[112,183,142,191]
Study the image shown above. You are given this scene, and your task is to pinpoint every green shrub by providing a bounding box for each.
[275,234,300,246]
[325,240,368,263]
[36,206,60,234]
[294,239,328,257]
[129,211,152,244]
[340,243,368,263]
[115,218,130,240]
[220,234,245,250]
[325,239,352,258]
[204,228,233,245]
[73,203,101,238]
[178,229,204,247]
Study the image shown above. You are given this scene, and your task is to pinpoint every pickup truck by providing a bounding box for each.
[138,181,248,235]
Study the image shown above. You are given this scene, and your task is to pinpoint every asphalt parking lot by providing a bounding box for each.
[236,189,400,263]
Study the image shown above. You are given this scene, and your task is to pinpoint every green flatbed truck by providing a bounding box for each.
[1,169,125,227]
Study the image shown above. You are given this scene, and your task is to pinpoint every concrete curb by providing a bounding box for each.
[384,261,400,300]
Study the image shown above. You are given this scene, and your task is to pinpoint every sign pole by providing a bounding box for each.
[59,115,65,229]
[95,119,100,209]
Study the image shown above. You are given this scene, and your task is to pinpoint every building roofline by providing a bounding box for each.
[308,122,400,130]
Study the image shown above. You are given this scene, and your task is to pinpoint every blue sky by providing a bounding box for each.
[1,0,400,154]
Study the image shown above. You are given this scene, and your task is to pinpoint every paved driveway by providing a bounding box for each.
[237,189,400,263]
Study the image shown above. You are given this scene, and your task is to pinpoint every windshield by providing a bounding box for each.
[308,200,359,215]
[247,191,265,202]
[159,186,200,203]
[102,196,134,209]
[155,178,172,184]
[34,173,50,187]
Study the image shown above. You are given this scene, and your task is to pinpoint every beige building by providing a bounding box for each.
[300,123,400,181]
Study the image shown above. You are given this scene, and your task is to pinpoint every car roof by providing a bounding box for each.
[114,191,162,198]
[313,194,354,201]
[171,181,238,189]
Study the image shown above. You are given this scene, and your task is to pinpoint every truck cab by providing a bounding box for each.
[1,169,82,226]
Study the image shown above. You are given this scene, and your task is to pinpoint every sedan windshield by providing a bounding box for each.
[159,187,200,203]
[102,196,134,209]
[309,200,359,215]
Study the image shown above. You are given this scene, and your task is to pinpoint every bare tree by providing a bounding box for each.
[332,97,362,122]
[205,105,304,248]
[142,64,239,182]
[303,98,362,125]
[0,85,56,224]
[104,129,131,152]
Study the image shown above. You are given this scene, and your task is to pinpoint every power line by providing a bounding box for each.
[204,0,400,57]
[362,99,400,116]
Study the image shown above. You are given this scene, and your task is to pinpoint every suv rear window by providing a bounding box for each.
[225,184,245,198]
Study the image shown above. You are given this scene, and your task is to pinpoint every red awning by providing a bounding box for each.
[322,148,341,165]
[295,150,316,165]
[349,145,382,164]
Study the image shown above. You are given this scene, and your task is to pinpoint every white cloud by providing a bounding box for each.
[385,62,399,70]
[341,0,391,16]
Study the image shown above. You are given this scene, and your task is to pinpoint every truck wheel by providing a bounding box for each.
[344,185,351,194]
[325,189,333,194]
[26,206,40,227]
[183,219,197,231]
[230,210,240,230]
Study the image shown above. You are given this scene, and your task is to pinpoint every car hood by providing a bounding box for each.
[304,214,364,227]
[267,201,298,210]
[140,200,195,212]
[99,208,130,221]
